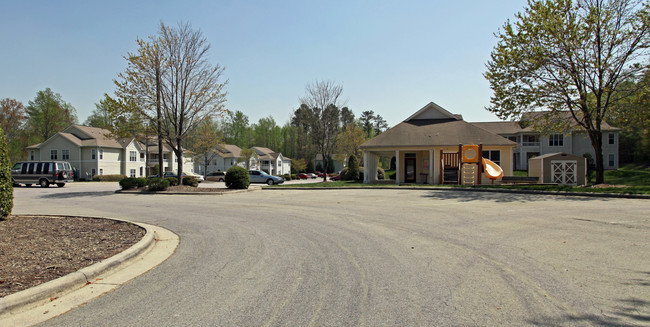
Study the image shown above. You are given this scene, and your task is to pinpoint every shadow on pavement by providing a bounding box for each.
[39,191,117,199]
[421,190,608,203]
[526,297,649,327]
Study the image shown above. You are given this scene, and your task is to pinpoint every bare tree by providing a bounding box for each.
[157,22,228,183]
[299,80,344,182]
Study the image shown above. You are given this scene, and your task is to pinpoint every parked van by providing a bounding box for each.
[11,161,74,187]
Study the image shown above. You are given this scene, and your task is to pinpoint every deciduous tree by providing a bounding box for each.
[0,98,27,163]
[299,80,344,181]
[485,0,650,183]
[188,117,221,176]
[25,88,77,144]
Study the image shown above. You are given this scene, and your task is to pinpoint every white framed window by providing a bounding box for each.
[130,151,137,162]
[99,149,104,160]
[91,168,96,177]
[50,149,58,160]
[99,168,104,175]
[549,134,564,146]
[62,149,70,160]
[91,149,96,160]
[608,154,615,167]
[608,133,615,145]
[482,150,501,166]
[130,169,136,178]
[29,150,35,160]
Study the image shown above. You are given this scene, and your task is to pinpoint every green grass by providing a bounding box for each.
[270,166,650,195]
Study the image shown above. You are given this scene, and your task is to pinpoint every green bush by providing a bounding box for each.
[225,166,249,189]
[283,173,291,181]
[119,177,149,190]
[291,174,297,180]
[147,177,170,191]
[182,176,198,187]
[377,168,386,180]
[165,177,179,186]
[0,127,13,220]
[93,174,127,182]
[119,178,138,190]
[389,171,396,180]
[343,155,361,180]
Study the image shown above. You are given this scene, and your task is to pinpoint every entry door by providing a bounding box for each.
[405,158,416,183]
[551,160,577,185]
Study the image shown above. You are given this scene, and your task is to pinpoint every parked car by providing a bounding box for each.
[185,172,204,183]
[206,171,226,182]
[249,170,284,185]
[308,173,318,179]
[296,173,309,180]
[11,161,74,188]
[329,174,341,181]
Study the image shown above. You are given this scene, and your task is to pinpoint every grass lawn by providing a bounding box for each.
[273,166,650,195]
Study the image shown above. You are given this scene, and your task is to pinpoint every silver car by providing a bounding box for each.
[248,170,284,185]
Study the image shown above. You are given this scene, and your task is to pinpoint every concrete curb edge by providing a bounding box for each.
[0,216,156,315]
[263,186,650,199]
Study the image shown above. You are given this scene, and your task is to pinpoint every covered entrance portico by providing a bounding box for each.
[364,148,443,185]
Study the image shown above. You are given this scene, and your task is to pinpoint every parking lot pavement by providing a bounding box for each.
[12,184,650,326]
[199,177,323,188]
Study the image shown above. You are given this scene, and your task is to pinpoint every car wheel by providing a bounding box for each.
[267,179,274,185]
[219,178,224,182]
[56,183,65,187]
[39,179,49,188]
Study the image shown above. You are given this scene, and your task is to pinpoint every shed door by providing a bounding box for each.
[551,160,577,185]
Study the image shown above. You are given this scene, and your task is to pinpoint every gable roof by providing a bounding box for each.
[361,119,517,148]
[471,122,534,134]
[520,111,620,131]
[361,102,516,149]
[27,124,133,150]
[404,102,460,121]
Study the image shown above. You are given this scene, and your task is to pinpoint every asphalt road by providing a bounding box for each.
[12,182,650,326]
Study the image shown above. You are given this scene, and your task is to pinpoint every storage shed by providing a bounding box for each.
[529,152,587,186]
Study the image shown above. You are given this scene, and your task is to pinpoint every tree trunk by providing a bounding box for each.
[156,66,163,178]
[177,137,183,185]
[588,130,605,184]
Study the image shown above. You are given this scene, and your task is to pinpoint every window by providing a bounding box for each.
[43,163,50,174]
[91,149,96,160]
[507,136,517,143]
[99,149,103,160]
[139,167,143,177]
[130,169,136,178]
[29,150,35,160]
[130,151,137,162]
[62,149,70,160]
[27,163,35,174]
[140,153,145,161]
[35,163,43,174]
[50,150,58,160]
[608,133,615,145]
[91,168,96,176]
[99,168,104,175]
[608,154,615,167]
[549,134,564,146]
[482,150,501,166]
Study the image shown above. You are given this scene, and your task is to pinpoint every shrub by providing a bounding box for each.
[93,174,127,182]
[182,176,198,187]
[147,177,169,191]
[341,155,360,181]
[377,168,386,180]
[389,171,396,180]
[225,166,249,189]
[119,178,138,190]
[0,127,13,220]
[291,174,297,180]
[283,173,291,181]
[165,177,179,186]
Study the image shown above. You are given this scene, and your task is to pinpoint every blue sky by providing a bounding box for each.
[1,0,528,128]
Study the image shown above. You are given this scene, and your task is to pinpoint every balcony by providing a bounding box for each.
[521,141,540,147]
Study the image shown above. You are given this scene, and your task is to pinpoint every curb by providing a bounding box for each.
[0,216,155,315]
[263,186,650,200]
[115,188,258,195]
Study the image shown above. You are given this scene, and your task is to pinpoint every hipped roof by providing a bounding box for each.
[361,102,516,149]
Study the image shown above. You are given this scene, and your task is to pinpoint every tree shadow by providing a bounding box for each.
[528,271,650,326]
[421,189,608,203]
[39,191,117,199]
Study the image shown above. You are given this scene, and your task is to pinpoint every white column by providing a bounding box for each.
[429,149,434,184]
[363,151,369,183]
[395,150,401,184]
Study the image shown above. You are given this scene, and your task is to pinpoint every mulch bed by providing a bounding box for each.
[0,215,145,298]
